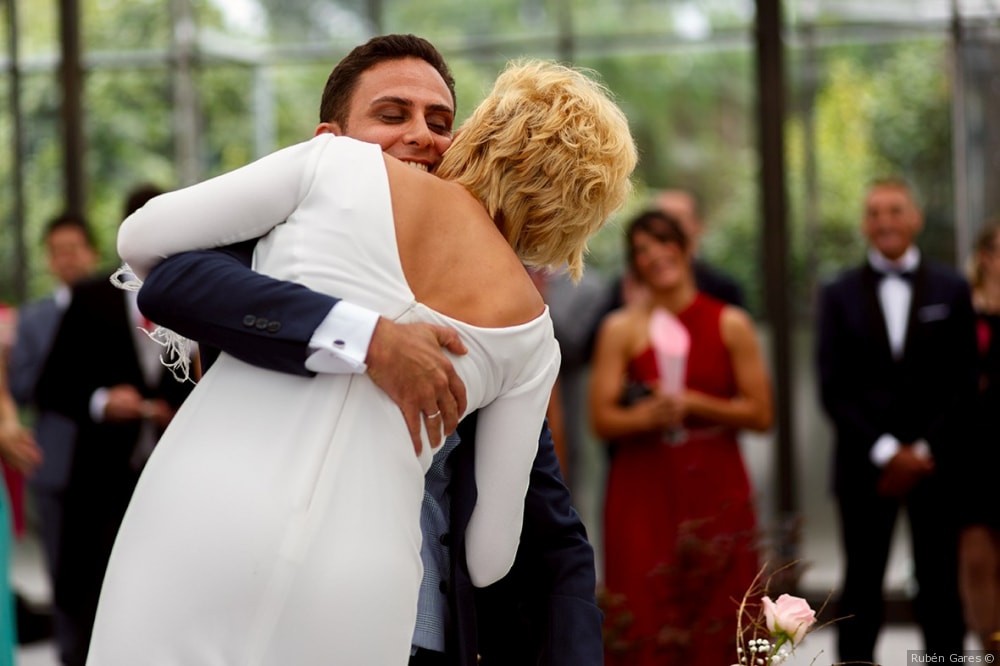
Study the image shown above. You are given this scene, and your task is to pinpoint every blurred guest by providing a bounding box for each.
[541,268,613,489]
[590,189,745,377]
[33,186,194,666]
[959,221,1000,654]
[8,214,98,589]
[0,304,22,538]
[654,189,745,308]
[527,268,569,478]
[0,306,13,358]
[0,362,42,665]
[0,369,42,488]
[816,177,977,663]
[589,209,772,666]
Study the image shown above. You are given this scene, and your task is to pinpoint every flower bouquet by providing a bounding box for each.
[735,591,818,666]
[649,306,689,395]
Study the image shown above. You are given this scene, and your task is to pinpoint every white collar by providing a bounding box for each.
[868,246,920,274]
[53,284,72,310]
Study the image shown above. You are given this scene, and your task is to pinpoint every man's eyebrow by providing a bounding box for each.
[369,96,454,116]
[426,103,455,116]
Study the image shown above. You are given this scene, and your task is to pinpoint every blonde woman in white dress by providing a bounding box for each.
[87,59,636,665]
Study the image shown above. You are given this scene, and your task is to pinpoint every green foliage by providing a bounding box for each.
[867,41,954,264]
[785,55,875,295]
[0,1,957,318]
[574,48,759,303]
[82,0,172,51]
[782,40,952,318]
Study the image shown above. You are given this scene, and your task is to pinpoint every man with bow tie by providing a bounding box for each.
[816,177,978,664]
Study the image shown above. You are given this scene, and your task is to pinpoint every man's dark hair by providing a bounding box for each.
[44,212,96,248]
[318,34,456,128]
[123,183,165,219]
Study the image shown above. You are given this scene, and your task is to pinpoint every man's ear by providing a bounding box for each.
[314,122,343,137]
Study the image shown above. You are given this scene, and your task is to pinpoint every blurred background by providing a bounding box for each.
[1,0,998,638]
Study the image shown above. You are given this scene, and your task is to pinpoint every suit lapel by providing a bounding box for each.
[861,264,894,359]
[901,260,928,361]
[101,283,147,392]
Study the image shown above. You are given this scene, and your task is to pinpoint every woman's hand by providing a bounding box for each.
[632,391,686,432]
[0,417,42,475]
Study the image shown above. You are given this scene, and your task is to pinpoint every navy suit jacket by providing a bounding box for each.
[816,258,978,496]
[138,241,603,666]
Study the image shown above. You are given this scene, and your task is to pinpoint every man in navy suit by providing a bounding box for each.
[135,35,600,666]
[816,177,978,663]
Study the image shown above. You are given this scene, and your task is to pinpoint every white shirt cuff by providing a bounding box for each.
[305,300,378,374]
[870,434,901,468]
[90,388,109,423]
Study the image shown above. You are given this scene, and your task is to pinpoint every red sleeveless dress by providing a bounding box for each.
[602,293,758,666]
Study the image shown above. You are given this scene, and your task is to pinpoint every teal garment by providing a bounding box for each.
[0,477,16,666]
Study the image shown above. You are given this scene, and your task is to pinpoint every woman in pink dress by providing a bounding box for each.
[589,209,773,666]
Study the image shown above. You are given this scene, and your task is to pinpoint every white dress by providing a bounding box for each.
[87,135,560,665]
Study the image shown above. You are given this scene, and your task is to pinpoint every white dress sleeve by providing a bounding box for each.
[117,134,334,280]
[463,343,561,587]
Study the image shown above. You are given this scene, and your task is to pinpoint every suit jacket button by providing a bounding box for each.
[255,318,269,330]
[242,315,256,328]
[267,321,281,334]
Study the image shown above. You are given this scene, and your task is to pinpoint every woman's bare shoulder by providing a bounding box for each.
[596,304,648,349]
[719,304,759,348]
[386,158,544,328]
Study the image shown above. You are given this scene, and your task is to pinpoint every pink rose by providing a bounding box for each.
[761,594,816,646]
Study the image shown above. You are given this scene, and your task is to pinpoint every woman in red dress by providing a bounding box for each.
[589,210,773,666]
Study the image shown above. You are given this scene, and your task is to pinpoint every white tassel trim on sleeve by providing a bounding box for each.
[110,264,196,384]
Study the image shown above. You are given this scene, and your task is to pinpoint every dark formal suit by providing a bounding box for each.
[34,276,193,666]
[692,259,745,309]
[138,241,602,666]
[816,257,978,662]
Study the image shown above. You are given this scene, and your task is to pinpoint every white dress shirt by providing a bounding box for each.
[867,246,931,467]
[305,300,378,374]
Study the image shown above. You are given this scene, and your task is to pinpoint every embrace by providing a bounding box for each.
[85,35,636,666]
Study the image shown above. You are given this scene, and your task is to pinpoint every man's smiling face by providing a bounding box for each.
[316,57,455,172]
[863,184,923,261]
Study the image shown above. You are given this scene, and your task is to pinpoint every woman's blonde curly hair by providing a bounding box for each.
[436,59,637,282]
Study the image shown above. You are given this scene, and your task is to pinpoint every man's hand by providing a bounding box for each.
[877,445,934,498]
[103,384,148,423]
[365,318,468,455]
[142,398,178,430]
